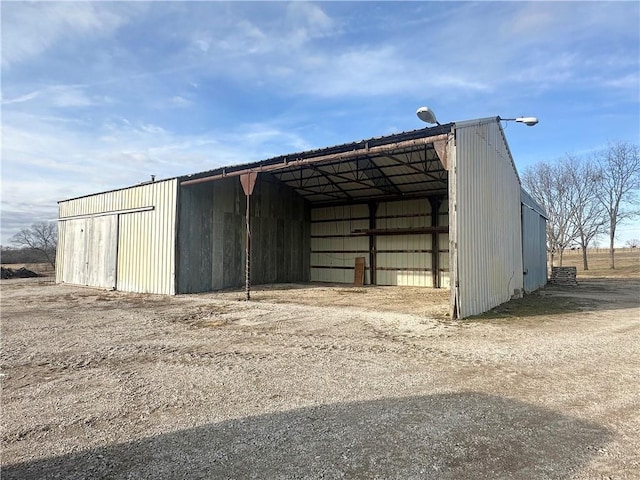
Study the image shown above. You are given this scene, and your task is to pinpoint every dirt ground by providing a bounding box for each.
[1,255,639,479]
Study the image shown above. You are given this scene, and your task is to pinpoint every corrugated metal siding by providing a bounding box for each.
[454,119,524,318]
[521,189,548,292]
[310,205,369,283]
[376,199,433,286]
[177,175,310,292]
[438,200,450,288]
[57,179,178,294]
[310,199,449,287]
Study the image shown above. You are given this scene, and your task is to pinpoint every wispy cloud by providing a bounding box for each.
[1,2,129,68]
[1,1,638,244]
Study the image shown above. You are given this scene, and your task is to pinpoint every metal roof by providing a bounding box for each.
[521,188,548,219]
[180,123,454,205]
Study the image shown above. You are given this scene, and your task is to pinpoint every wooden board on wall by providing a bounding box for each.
[354,257,365,285]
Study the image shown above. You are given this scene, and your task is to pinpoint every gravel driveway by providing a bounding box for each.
[1,278,638,479]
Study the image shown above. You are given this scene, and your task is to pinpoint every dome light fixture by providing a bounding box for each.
[416,106,441,126]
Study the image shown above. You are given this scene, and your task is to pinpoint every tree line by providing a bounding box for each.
[1,221,58,268]
[522,141,639,270]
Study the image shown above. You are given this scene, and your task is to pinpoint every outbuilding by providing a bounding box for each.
[56,117,547,318]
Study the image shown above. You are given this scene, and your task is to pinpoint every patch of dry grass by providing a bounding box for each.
[560,248,639,277]
[472,249,639,321]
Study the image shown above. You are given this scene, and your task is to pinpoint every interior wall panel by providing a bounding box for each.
[310,204,369,284]
[376,199,433,287]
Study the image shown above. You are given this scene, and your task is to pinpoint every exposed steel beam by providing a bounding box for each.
[180,134,449,186]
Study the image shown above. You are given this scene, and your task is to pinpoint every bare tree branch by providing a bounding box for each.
[523,161,580,267]
[563,155,606,270]
[596,141,640,269]
[10,222,58,268]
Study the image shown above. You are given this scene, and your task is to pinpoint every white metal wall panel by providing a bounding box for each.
[57,218,89,285]
[377,234,431,286]
[438,201,450,288]
[310,205,369,283]
[57,179,178,294]
[438,234,450,288]
[56,216,117,288]
[376,199,432,286]
[453,119,524,318]
[87,215,117,288]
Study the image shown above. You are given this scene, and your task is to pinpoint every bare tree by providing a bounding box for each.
[625,239,639,248]
[596,141,640,269]
[523,161,579,267]
[11,222,58,268]
[563,155,606,270]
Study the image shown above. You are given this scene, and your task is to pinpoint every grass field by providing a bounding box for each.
[559,247,639,278]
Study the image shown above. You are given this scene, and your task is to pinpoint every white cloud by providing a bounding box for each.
[1,2,127,68]
[0,107,313,242]
[1,1,637,244]
[170,96,193,108]
[603,74,640,90]
[2,84,103,109]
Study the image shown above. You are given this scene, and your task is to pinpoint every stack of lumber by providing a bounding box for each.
[550,266,578,286]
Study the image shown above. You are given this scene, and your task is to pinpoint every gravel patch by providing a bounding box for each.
[1,278,639,479]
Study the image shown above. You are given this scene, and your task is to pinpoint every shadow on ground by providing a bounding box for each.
[4,392,610,480]
[473,277,640,320]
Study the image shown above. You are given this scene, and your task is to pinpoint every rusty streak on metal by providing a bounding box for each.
[432,139,448,170]
[240,172,258,196]
[180,134,449,187]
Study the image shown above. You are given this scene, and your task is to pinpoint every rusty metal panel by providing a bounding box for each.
[57,179,178,294]
[453,118,524,318]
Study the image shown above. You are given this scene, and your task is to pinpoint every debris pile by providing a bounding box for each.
[550,266,578,286]
[1,267,40,279]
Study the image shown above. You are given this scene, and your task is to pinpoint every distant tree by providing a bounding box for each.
[563,155,606,270]
[596,141,640,268]
[0,245,48,264]
[523,161,579,267]
[11,222,58,268]
[625,239,639,248]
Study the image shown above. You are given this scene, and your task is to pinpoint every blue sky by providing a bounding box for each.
[1,1,639,246]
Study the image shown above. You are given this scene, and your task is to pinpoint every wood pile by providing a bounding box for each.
[550,266,578,286]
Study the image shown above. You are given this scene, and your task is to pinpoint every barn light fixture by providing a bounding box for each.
[416,106,441,126]
[500,116,539,126]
